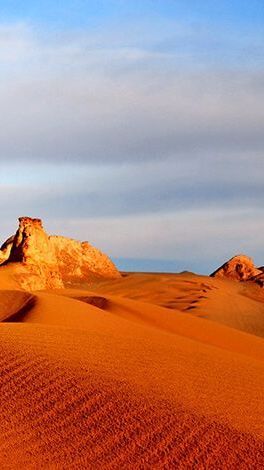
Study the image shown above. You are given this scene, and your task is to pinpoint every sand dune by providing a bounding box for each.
[189,278,264,337]
[38,288,263,362]
[0,290,35,322]
[90,272,264,337]
[0,320,263,468]
[0,270,263,467]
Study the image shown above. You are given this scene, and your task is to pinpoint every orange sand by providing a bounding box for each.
[0,271,263,468]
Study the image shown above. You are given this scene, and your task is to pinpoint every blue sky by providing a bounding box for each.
[1,1,263,26]
[0,1,264,273]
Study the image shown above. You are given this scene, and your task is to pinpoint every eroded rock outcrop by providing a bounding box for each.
[0,217,120,290]
[210,255,263,282]
[50,236,119,284]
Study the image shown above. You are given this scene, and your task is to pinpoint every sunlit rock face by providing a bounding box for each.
[210,255,262,282]
[50,236,120,285]
[9,217,57,266]
[0,217,120,290]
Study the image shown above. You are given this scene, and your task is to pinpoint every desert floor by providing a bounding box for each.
[0,271,263,468]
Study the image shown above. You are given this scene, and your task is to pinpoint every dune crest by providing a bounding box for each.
[0,216,120,290]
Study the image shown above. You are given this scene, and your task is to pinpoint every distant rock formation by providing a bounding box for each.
[210,254,263,283]
[0,217,120,290]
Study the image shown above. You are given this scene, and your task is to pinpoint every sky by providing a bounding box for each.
[0,1,264,273]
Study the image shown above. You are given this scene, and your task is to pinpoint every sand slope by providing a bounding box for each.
[90,272,264,337]
[0,272,263,468]
[40,288,264,362]
[0,290,34,322]
[0,321,263,468]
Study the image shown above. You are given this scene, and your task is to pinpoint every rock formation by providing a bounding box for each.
[210,254,263,282]
[0,217,120,290]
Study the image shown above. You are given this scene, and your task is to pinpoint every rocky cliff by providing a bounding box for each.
[210,254,263,284]
[0,217,120,290]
